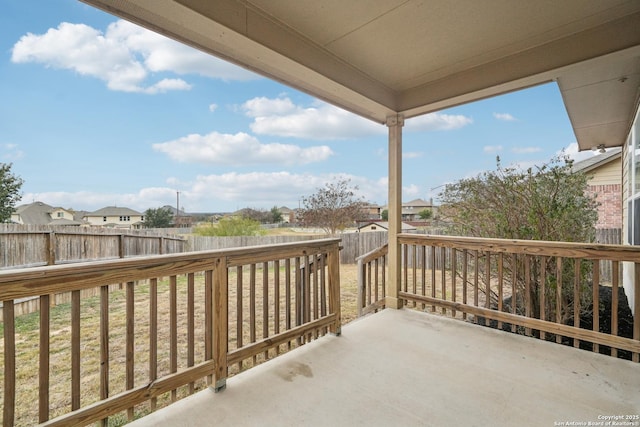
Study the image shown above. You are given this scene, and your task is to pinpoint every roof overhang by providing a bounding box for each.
[81,0,640,150]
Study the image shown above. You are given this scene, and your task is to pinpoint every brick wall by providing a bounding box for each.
[586,184,622,229]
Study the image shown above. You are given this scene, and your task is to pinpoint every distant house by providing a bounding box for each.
[380,198,438,221]
[278,206,295,223]
[83,206,144,229]
[159,205,194,228]
[362,204,382,220]
[572,148,622,229]
[11,201,83,226]
[358,221,417,233]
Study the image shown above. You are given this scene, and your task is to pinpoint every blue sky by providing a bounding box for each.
[1,0,598,214]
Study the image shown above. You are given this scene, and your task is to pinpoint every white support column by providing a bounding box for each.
[386,114,404,309]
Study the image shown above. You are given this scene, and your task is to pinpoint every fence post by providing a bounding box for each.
[46,232,56,265]
[212,256,228,392]
[118,234,125,258]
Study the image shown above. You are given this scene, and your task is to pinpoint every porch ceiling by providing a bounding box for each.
[82,0,640,150]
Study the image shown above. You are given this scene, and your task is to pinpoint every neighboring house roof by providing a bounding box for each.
[160,205,191,216]
[85,206,142,217]
[402,198,434,208]
[358,221,417,232]
[571,148,622,174]
[13,201,81,226]
[49,218,84,226]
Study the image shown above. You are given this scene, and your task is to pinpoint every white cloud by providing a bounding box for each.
[189,172,387,208]
[512,146,542,154]
[402,184,420,197]
[483,145,503,153]
[242,97,382,140]
[25,172,397,212]
[153,131,333,165]
[559,142,596,162]
[208,104,218,113]
[493,112,517,121]
[240,96,473,140]
[405,113,473,131]
[403,152,423,159]
[11,20,257,93]
[1,144,25,161]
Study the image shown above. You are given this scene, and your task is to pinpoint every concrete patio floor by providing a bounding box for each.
[131,309,640,427]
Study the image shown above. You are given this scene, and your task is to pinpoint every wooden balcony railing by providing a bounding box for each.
[0,238,341,426]
[396,234,640,362]
[356,244,387,316]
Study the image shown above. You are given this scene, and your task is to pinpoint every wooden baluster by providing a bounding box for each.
[126,281,135,420]
[497,253,503,330]
[213,257,229,391]
[540,256,547,340]
[204,270,213,385]
[556,258,563,344]
[573,260,581,349]
[263,262,269,359]
[451,249,457,318]
[40,294,51,422]
[187,272,195,393]
[149,278,158,410]
[285,258,292,349]
[236,266,243,370]
[99,286,109,427]
[593,262,600,353]
[250,264,257,362]
[3,300,15,427]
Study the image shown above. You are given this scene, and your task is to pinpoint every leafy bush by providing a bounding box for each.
[194,217,265,236]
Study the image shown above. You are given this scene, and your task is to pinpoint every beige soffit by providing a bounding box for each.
[81,0,640,149]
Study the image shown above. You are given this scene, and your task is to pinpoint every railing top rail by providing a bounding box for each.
[398,233,640,262]
[356,244,388,264]
[0,237,341,301]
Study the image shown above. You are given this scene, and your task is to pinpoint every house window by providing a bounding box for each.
[371,226,376,230]
[57,212,63,218]
[103,216,107,222]
[626,108,640,244]
[119,216,130,221]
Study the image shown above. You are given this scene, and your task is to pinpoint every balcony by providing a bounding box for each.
[1,235,638,426]
[129,309,638,427]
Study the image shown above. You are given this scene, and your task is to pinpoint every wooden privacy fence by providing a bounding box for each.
[187,231,389,264]
[0,226,186,269]
[0,238,341,426]
[0,226,186,318]
[393,234,640,362]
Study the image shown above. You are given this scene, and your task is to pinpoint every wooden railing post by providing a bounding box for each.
[328,244,342,335]
[213,256,228,391]
[386,114,404,309]
[356,256,364,317]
